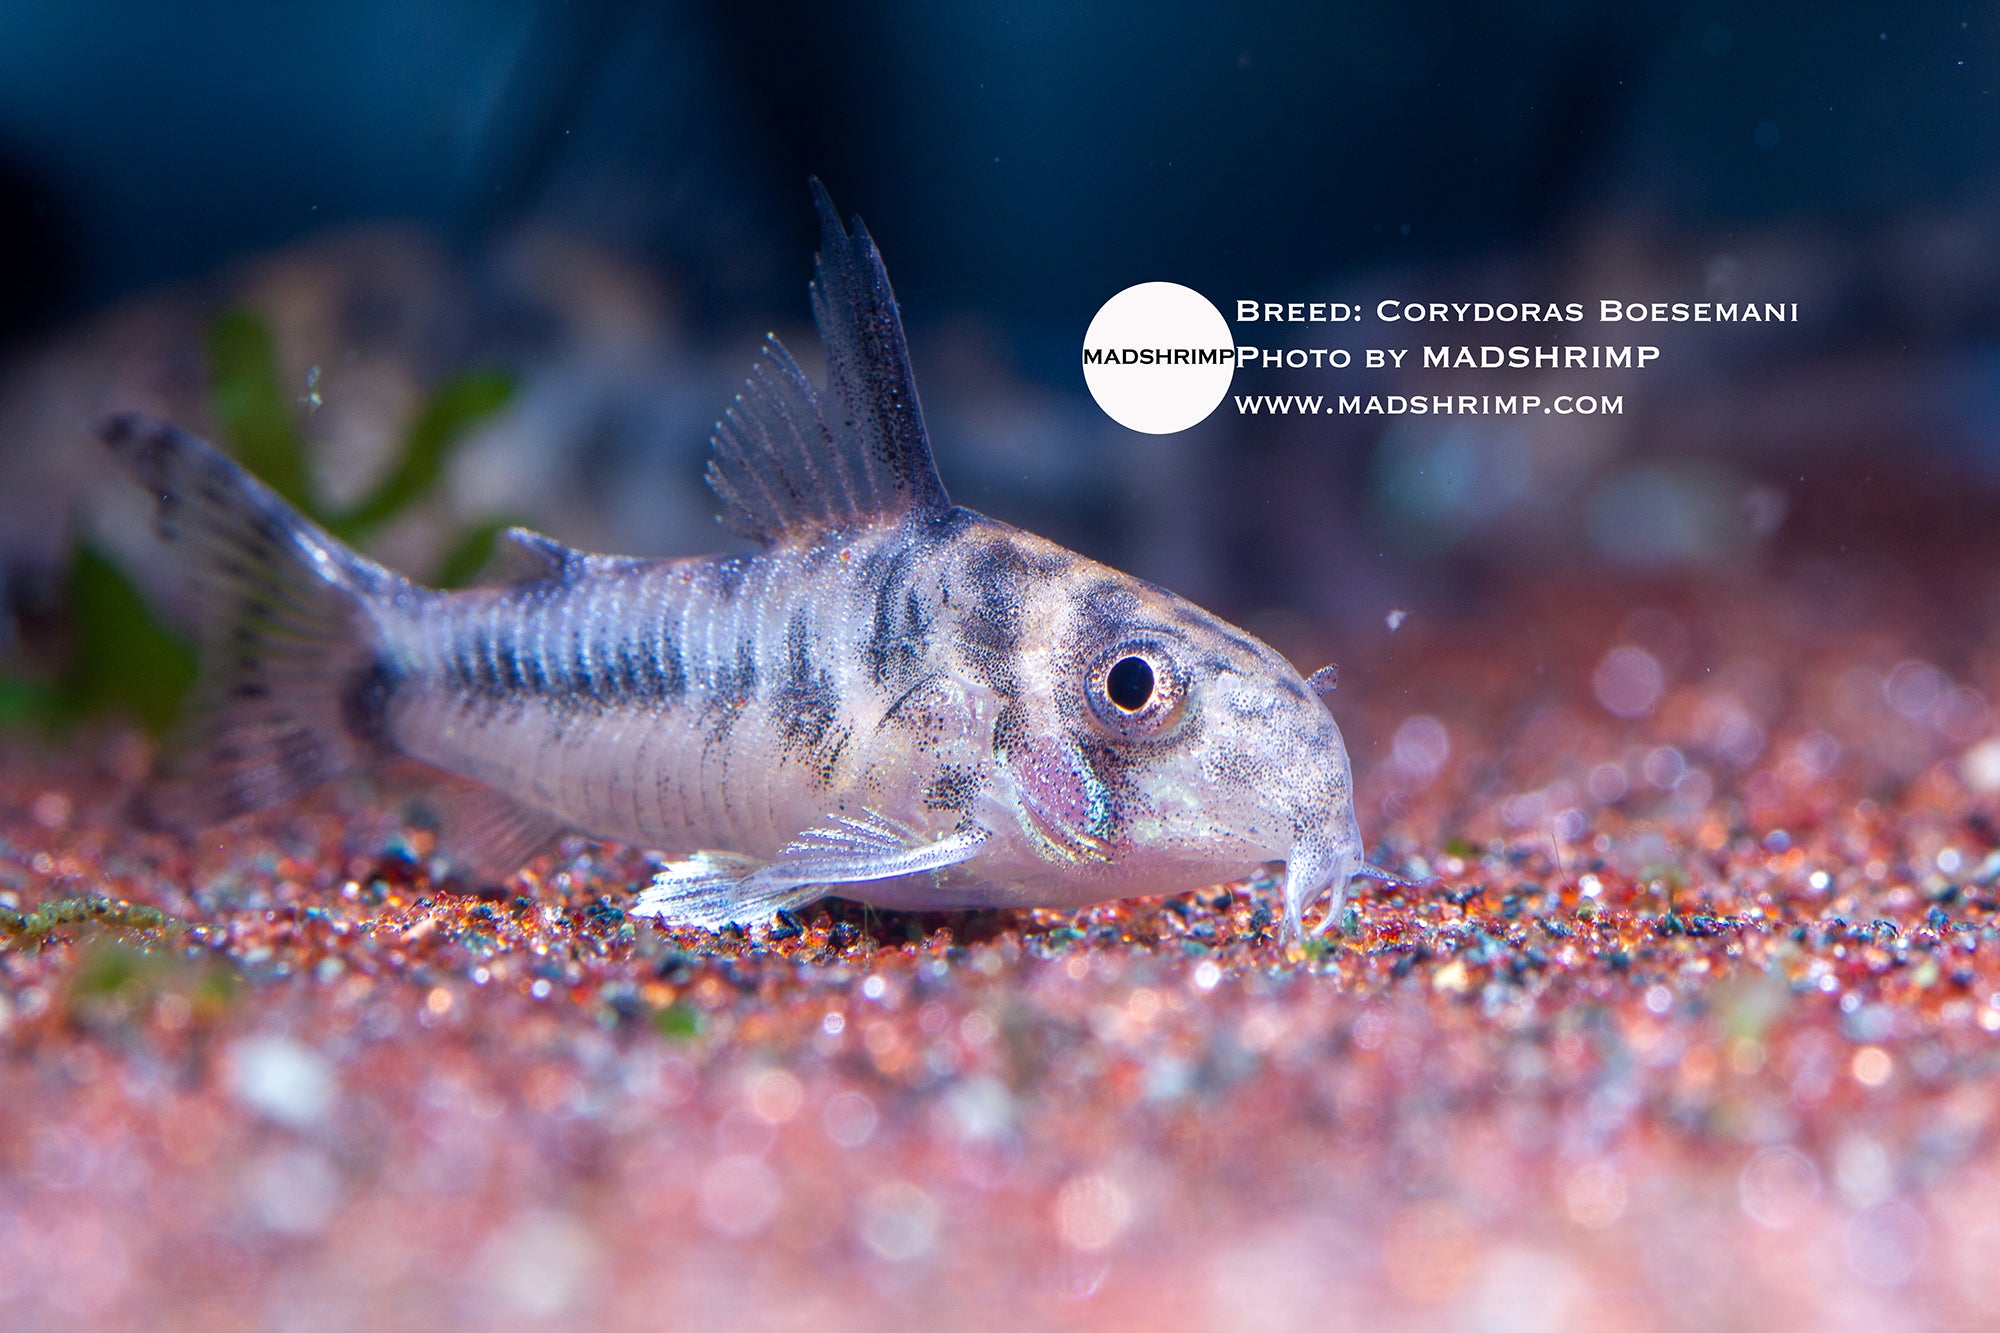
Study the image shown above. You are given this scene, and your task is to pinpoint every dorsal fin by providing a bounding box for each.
[706,180,949,546]
[485,526,576,584]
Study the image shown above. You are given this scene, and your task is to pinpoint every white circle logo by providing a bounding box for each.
[1081,282,1236,434]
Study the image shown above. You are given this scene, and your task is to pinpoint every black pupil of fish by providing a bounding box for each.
[1106,655,1155,711]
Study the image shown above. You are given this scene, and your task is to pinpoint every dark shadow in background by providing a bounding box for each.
[3,0,1999,629]
[0,2,1989,342]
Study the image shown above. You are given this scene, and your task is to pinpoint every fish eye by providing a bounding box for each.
[1085,642,1189,739]
[1105,655,1154,711]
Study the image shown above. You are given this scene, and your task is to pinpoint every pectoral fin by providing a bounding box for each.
[630,850,802,927]
[765,810,989,884]
[631,811,989,928]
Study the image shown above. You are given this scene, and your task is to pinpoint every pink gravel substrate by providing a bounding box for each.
[7,553,2000,1330]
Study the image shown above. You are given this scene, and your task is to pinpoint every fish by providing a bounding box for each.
[102,183,1384,940]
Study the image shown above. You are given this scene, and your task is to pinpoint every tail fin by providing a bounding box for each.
[100,412,405,829]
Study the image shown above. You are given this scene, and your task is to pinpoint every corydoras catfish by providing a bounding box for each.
[103,185,1386,939]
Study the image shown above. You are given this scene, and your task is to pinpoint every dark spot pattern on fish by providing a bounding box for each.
[709,557,750,603]
[566,642,600,702]
[1225,691,1275,719]
[472,611,503,699]
[646,618,688,699]
[584,620,624,704]
[1075,706,1203,798]
[923,763,982,812]
[702,639,759,743]
[775,611,849,784]
[952,533,1065,699]
[1168,601,1265,662]
[340,657,400,744]
[494,622,528,691]
[1206,747,1274,792]
[449,631,481,699]
[524,632,556,688]
[862,543,932,686]
[990,699,1030,760]
[929,506,982,542]
[1065,581,1155,673]
[877,673,954,747]
[443,588,692,715]
[1074,579,1141,640]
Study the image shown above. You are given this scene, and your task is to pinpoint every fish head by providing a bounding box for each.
[950,520,1365,937]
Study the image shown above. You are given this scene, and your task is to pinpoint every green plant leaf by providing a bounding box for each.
[207,308,313,513]
[57,546,197,733]
[433,516,518,589]
[0,673,57,727]
[653,1002,702,1040]
[47,322,520,734]
[334,369,515,541]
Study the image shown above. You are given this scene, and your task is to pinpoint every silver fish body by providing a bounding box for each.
[105,185,1373,938]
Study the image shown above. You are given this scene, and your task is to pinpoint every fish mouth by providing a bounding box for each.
[1280,835,1363,940]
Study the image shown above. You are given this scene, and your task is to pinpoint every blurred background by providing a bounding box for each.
[11,14,2000,1325]
[2,0,1998,707]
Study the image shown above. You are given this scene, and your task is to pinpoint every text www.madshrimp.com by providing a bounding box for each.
[1234,393,1626,417]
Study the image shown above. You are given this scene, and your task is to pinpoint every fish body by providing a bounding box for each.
[105,186,1372,937]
